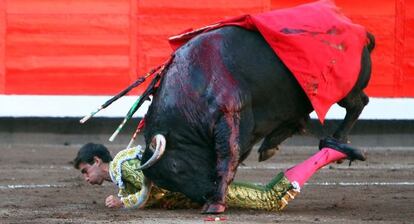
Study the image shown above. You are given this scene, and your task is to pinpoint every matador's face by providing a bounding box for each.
[78,160,106,185]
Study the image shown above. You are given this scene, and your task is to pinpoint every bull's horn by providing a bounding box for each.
[136,134,166,170]
[135,176,153,209]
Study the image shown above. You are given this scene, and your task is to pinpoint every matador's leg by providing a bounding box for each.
[285,137,366,188]
[225,146,346,212]
[226,137,366,211]
[225,145,345,211]
[146,173,298,211]
[226,172,300,211]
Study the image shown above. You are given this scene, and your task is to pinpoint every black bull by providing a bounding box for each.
[141,26,375,213]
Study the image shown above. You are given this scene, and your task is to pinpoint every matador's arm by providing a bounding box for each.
[118,160,198,209]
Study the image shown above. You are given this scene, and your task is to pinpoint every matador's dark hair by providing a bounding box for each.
[73,143,113,169]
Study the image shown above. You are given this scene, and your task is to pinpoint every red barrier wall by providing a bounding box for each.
[0,0,413,97]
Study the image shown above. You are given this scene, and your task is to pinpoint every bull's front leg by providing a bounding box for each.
[202,113,241,214]
[333,92,369,142]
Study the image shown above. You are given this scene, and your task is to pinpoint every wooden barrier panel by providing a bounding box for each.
[0,0,413,97]
[0,0,5,93]
[4,0,132,95]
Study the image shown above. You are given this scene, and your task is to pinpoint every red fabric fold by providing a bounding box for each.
[169,0,367,123]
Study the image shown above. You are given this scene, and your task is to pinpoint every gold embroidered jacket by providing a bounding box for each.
[109,147,299,211]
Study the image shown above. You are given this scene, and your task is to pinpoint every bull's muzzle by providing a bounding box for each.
[136,134,166,170]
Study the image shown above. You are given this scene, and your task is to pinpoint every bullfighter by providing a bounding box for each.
[73,137,365,212]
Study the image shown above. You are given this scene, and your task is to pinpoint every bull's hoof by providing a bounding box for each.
[319,136,366,166]
[259,147,278,162]
[201,202,226,214]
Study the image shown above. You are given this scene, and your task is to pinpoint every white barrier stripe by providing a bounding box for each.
[0,95,151,118]
[239,165,414,170]
[0,95,413,119]
[310,97,414,119]
[306,182,414,186]
[0,184,69,190]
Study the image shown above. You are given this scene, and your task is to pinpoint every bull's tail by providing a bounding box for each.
[366,32,375,53]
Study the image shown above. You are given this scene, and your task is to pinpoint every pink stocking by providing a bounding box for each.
[285,148,346,188]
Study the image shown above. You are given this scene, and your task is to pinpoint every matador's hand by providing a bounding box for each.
[105,195,123,208]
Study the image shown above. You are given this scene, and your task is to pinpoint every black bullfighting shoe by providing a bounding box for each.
[319,136,367,166]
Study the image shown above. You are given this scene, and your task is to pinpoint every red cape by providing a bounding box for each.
[169,0,367,123]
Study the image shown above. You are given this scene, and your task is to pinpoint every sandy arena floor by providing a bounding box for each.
[0,137,413,223]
